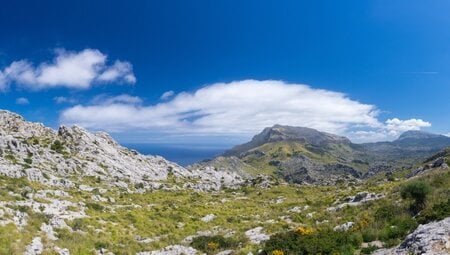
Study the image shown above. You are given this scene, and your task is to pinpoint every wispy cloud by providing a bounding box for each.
[91,94,142,105]
[59,80,432,142]
[54,96,78,104]
[15,97,29,105]
[0,48,136,90]
[160,90,175,100]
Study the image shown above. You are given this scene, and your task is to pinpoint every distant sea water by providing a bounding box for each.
[123,143,228,166]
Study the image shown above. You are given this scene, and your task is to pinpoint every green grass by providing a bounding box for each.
[0,163,448,254]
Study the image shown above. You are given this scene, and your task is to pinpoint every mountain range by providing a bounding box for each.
[0,110,449,255]
[198,125,450,184]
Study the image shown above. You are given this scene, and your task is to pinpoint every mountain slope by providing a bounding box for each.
[223,125,351,157]
[0,110,449,254]
[0,110,245,191]
[212,125,450,184]
[361,130,450,162]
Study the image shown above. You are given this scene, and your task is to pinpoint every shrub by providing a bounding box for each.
[191,235,240,254]
[207,242,219,251]
[264,228,358,255]
[417,199,450,224]
[271,250,284,255]
[4,154,17,163]
[71,218,85,231]
[379,215,417,243]
[50,140,65,154]
[294,226,314,235]
[361,245,379,254]
[23,158,32,164]
[86,202,104,212]
[401,180,430,214]
[361,228,377,242]
[375,204,398,222]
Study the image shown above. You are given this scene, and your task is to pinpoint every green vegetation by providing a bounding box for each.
[50,140,66,154]
[0,157,448,254]
[265,228,361,255]
[418,199,450,223]
[191,235,242,254]
[400,180,430,214]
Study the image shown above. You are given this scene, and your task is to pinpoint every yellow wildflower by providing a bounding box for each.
[271,250,284,255]
[207,242,219,250]
[295,226,314,235]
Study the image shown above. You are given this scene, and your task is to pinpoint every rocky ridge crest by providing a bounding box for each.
[0,110,244,191]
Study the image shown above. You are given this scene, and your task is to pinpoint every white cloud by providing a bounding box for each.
[61,80,380,135]
[0,48,135,90]
[97,60,136,83]
[91,94,142,105]
[54,96,78,104]
[59,80,432,142]
[385,118,431,134]
[351,118,432,142]
[15,97,29,105]
[160,90,175,100]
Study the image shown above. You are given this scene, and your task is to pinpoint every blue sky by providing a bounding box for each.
[1,0,450,148]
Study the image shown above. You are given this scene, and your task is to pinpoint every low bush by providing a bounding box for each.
[361,245,379,254]
[191,235,241,254]
[264,228,358,255]
[417,199,450,224]
[379,215,417,243]
[401,180,430,214]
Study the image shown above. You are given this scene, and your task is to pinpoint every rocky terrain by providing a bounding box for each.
[0,110,449,255]
[0,110,245,192]
[374,217,450,255]
[208,125,450,184]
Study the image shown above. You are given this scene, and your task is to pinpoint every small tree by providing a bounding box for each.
[50,140,65,154]
[401,180,430,214]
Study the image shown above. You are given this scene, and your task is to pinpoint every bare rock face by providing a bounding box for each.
[0,110,246,191]
[374,217,450,255]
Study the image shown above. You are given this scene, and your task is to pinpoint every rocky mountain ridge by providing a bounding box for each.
[0,110,245,192]
[223,125,351,157]
[0,110,449,254]
[205,125,450,184]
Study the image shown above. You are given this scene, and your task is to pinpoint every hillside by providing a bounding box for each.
[0,111,449,255]
[0,110,244,192]
[211,125,450,184]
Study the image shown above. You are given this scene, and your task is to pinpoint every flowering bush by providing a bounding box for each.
[207,242,219,251]
[271,249,284,255]
[294,226,314,235]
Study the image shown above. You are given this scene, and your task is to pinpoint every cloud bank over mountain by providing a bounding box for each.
[60,80,431,142]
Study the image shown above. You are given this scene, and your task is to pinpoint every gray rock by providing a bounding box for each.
[245,227,270,244]
[201,214,216,223]
[216,250,234,255]
[136,245,198,255]
[24,237,43,255]
[374,217,450,254]
[0,110,247,192]
[333,222,354,232]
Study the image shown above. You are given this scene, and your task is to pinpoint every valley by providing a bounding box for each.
[0,110,449,255]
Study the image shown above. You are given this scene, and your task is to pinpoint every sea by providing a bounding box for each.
[123,143,228,166]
